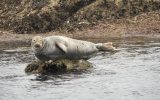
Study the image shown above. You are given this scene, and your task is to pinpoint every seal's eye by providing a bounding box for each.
[32,39,36,42]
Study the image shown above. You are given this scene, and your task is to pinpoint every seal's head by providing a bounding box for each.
[31,36,44,51]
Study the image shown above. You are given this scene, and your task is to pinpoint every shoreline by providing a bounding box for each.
[0,31,159,49]
[0,12,159,46]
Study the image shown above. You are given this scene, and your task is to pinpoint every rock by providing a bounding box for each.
[25,59,92,75]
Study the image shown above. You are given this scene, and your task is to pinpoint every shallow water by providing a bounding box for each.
[0,38,160,100]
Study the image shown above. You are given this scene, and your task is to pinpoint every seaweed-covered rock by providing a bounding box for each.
[25,59,92,74]
[0,0,94,33]
[62,0,160,31]
[0,0,159,33]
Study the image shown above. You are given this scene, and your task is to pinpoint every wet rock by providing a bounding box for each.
[25,59,92,75]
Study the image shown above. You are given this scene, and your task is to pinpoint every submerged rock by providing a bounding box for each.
[25,59,92,74]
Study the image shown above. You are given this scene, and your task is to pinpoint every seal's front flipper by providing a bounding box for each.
[55,42,67,53]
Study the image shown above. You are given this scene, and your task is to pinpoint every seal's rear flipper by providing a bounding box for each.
[96,42,116,52]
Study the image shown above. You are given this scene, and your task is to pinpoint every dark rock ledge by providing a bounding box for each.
[25,59,92,75]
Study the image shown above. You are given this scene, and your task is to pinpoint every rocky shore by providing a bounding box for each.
[0,0,159,34]
[0,11,159,43]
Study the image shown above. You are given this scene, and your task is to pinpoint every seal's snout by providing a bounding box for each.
[34,44,41,48]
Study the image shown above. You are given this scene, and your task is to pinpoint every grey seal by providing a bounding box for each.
[31,36,115,61]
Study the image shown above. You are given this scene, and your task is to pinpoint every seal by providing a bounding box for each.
[31,36,115,61]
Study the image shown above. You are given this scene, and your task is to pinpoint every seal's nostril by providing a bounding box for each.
[35,44,40,48]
